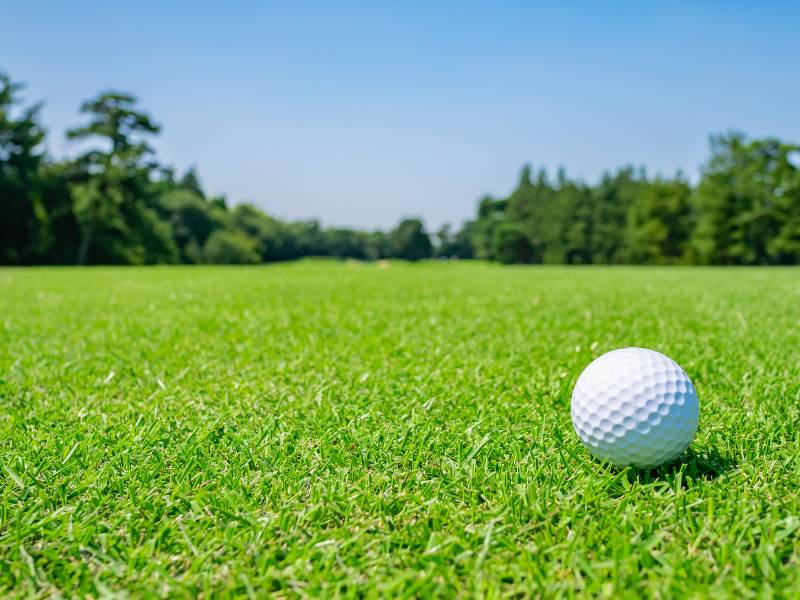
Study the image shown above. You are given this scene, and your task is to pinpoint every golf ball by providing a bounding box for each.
[571,348,699,468]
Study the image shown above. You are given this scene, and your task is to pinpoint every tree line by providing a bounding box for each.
[471,138,800,265]
[2,71,799,266]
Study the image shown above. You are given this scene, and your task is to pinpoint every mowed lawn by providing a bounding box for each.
[1,261,799,598]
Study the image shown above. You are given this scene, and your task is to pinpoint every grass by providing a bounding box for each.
[0,260,799,598]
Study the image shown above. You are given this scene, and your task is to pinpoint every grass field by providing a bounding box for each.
[1,261,799,598]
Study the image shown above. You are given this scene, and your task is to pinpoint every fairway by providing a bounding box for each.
[1,261,799,597]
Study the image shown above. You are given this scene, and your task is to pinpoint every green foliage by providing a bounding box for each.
[504,165,555,263]
[66,91,159,155]
[692,134,800,265]
[590,168,642,264]
[178,166,204,197]
[470,196,506,259]
[467,148,800,265]
[389,218,433,261]
[625,176,693,264]
[434,223,474,259]
[36,162,81,264]
[2,69,800,266]
[491,221,532,264]
[323,228,369,259]
[228,203,277,259]
[2,263,800,596]
[203,229,260,264]
[0,73,48,264]
[364,230,391,260]
[66,91,173,264]
[553,178,594,264]
[159,189,221,263]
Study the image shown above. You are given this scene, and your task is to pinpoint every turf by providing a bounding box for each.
[1,261,799,598]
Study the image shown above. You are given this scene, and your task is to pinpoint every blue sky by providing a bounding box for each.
[3,1,799,229]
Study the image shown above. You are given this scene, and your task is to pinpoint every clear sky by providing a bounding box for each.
[3,1,799,230]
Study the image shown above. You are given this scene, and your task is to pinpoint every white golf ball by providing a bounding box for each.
[571,347,699,468]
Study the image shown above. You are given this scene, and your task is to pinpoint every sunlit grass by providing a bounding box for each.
[1,261,799,597]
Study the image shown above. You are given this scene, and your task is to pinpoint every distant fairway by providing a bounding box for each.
[1,261,799,597]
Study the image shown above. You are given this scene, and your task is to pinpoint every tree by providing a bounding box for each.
[434,222,474,258]
[228,203,284,260]
[37,161,82,264]
[0,73,48,264]
[284,220,325,258]
[364,231,391,261]
[466,163,698,266]
[159,189,222,263]
[433,224,453,258]
[591,168,643,264]
[4,70,800,270]
[322,228,369,259]
[179,167,205,197]
[625,176,692,264]
[492,222,532,264]
[451,221,475,259]
[67,91,174,264]
[768,153,800,263]
[470,196,507,259]
[505,165,544,262]
[692,134,800,264]
[389,218,433,261]
[555,181,594,264]
[203,229,260,264]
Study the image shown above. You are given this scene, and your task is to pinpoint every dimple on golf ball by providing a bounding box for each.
[571,347,699,468]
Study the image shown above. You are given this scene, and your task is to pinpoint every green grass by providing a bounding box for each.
[1,261,799,598]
